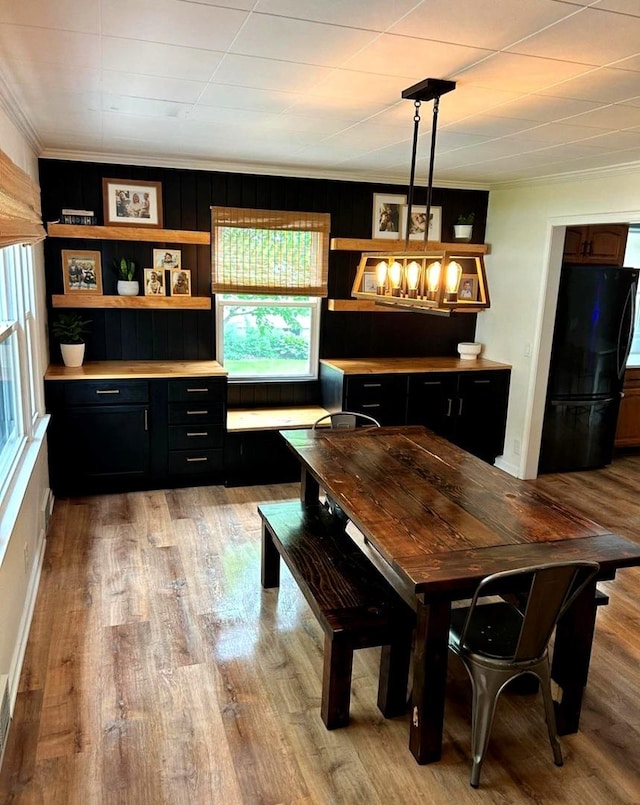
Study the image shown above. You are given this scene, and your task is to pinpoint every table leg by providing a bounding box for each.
[551,577,597,735]
[300,467,320,507]
[409,598,451,764]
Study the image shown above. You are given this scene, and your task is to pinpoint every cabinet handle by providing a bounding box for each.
[186,456,208,463]
[458,398,464,416]
[473,379,491,384]
[96,389,120,395]
[586,240,593,256]
[186,387,208,393]
[362,383,382,388]
[422,381,442,386]
[446,398,453,417]
[361,403,381,409]
[187,431,208,437]
[144,409,148,431]
[186,410,208,415]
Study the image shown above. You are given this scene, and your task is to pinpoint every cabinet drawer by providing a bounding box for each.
[168,424,223,450]
[64,380,149,405]
[168,378,225,402]
[168,449,224,475]
[168,402,224,425]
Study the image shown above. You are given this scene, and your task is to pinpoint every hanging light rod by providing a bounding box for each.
[401,77,456,102]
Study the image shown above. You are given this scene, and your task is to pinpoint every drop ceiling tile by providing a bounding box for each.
[489,94,604,123]
[579,129,640,149]
[0,25,100,69]
[0,0,99,31]
[4,64,101,94]
[389,0,574,50]
[566,103,640,129]
[229,15,378,67]
[181,106,278,130]
[102,72,207,104]
[538,67,640,102]
[507,7,640,66]
[181,0,257,9]
[102,94,189,119]
[436,132,494,152]
[284,94,390,120]
[102,0,248,51]
[212,54,332,92]
[614,55,640,72]
[461,52,593,93]
[308,70,412,104]
[343,34,492,79]
[260,113,365,137]
[444,114,543,138]
[254,0,418,30]
[102,38,224,82]
[502,121,606,145]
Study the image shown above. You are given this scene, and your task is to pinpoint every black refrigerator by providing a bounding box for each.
[538,263,638,473]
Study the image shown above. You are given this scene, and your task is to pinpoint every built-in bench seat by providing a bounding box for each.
[259,499,414,729]
[227,405,330,432]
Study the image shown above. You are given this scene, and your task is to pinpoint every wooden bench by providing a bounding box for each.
[227,405,330,433]
[259,500,414,729]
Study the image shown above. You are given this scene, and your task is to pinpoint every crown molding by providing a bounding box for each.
[38,147,491,191]
[488,159,640,192]
[0,70,40,153]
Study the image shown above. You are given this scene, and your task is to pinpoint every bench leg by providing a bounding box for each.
[321,633,353,730]
[377,627,412,718]
[261,523,280,589]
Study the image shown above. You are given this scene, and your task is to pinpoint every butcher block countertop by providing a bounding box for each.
[320,357,511,374]
[45,360,227,380]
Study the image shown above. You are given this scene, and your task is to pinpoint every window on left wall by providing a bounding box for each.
[0,243,41,504]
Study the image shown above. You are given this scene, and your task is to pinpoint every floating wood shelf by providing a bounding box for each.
[330,237,489,254]
[51,295,211,310]
[47,223,210,245]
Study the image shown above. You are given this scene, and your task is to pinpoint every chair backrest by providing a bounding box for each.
[458,560,600,662]
[313,411,381,430]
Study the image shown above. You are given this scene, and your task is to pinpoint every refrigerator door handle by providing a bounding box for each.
[617,279,637,378]
[550,397,616,406]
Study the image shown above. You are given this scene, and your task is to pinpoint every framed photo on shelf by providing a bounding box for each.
[459,274,478,301]
[102,178,163,227]
[144,268,166,296]
[362,272,377,293]
[169,269,191,297]
[407,205,442,242]
[61,250,103,294]
[153,248,181,270]
[372,193,406,239]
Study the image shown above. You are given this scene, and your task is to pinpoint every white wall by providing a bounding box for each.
[0,104,50,711]
[477,167,640,478]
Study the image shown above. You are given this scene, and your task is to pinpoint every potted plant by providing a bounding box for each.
[51,312,91,367]
[114,257,139,295]
[454,212,475,241]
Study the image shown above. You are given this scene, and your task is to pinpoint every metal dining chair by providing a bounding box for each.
[312,411,380,524]
[448,560,600,788]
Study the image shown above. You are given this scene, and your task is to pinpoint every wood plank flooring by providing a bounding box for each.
[1,457,640,804]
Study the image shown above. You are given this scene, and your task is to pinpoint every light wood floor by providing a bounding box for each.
[2,457,640,804]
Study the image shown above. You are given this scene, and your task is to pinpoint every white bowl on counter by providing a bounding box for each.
[457,342,482,360]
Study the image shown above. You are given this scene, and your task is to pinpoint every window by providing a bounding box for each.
[624,226,640,364]
[0,244,41,503]
[212,207,329,380]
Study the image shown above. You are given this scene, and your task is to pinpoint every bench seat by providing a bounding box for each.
[259,499,414,729]
[227,405,330,432]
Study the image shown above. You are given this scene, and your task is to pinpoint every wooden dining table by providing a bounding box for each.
[280,425,640,764]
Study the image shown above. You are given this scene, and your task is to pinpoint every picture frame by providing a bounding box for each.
[372,193,406,239]
[153,248,181,270]
[169,268,191,297]
[407,205,442,242]
[61,249,102,294]
[362,272,377,293]
[459,274,478,301]
[144,268,166,297]
[102,178,163,227]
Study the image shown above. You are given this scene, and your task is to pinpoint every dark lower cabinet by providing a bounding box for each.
[46,375,226,495]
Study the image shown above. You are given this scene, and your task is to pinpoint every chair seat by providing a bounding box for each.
[450,602,524,660]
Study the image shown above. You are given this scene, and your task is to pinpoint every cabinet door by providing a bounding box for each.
[584,225,628,265]
[62,404,150,480]
[406,373,458,438]
[344,375,408,425]
[563,226,586,262]
[454,371,510,462]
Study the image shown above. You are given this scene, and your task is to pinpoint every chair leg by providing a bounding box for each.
[377,628,412,718]
[467,665,512,788]
[320,633,353,730]
[537,660,564,767]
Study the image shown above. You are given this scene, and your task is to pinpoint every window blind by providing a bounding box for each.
[211,206,330,296]
[0,148,46,248]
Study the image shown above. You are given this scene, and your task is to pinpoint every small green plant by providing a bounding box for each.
[51,312,91,344]
[456,212,475,226]
[114,257,136,281]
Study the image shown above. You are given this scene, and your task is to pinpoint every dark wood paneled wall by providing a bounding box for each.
[40,159,488,371]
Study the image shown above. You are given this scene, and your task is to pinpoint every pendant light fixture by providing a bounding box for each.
[351,78,490,315]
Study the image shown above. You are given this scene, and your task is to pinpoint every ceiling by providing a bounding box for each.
[2,0,640,187]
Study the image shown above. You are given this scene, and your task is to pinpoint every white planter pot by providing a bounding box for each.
[454,224,473,241]
[117,280,139,296]
[60,342,85,367]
